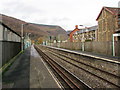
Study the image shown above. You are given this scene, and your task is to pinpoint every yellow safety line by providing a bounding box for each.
[0,51,23,74]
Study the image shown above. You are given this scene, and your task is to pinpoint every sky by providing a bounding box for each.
[0,0,120,30]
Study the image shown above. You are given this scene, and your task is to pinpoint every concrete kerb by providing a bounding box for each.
[0,50,24,75]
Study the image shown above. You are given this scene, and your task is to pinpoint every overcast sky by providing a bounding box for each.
[0,0,120,30]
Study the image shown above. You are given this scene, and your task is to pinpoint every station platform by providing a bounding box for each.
[46,45,120,63]
[74,50,120,61]
[2,45,61,89]
[30,46,60,88]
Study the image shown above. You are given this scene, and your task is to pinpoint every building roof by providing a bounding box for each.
[0,22,21,37]
[77,25,98,34]
[96,7,120,20]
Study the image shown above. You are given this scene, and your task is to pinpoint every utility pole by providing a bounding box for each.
[79,25,87,51]
[21,23,29,51]
[21,24,24,51]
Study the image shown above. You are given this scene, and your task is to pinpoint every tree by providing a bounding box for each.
[37,37,43,44]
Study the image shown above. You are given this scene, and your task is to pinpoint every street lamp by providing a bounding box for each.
[79,25,88,51]
[28,33,31,46]
[79,25,83,26]
[28,33,31,38]
[21,23,29,51]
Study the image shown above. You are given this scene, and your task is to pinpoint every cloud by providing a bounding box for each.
[0,0,119,30]
[51,17,70,23]
[0,0,47,24]
[1,0,44,14]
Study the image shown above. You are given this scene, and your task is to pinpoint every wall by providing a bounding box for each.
[0,41,21,67]
[0,41,2,68]
[115,41,120,56]
[50,41,120,56]
[0,23,21,68]
[97,8,116,42]
[84,41,113,55]
[0,23,3,68]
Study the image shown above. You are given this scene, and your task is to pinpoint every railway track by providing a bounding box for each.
[47,49,120,88]
[37,45,120,89]
[35,45,92,90]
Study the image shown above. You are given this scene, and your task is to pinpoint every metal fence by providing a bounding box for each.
[0,41,21,68]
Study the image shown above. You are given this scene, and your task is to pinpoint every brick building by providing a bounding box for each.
[96,7,120,41]
[72,25,98,42]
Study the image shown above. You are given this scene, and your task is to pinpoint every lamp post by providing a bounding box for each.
[79,25,87,51]
[49,36,52,46]
[28,33,31,38]
[21,23,29,51]
[28,33,31,46]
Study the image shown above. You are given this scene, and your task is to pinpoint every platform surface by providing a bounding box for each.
[2,46,60,89]
[46,45,120,62]
[30,46,60,88]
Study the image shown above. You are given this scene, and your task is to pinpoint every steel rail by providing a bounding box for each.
[35,45,92,90]
[35,46,80,89]
[47,49,120,88]
[48,49,120,78]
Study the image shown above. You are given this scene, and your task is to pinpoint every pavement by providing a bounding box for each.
[2,47,30,89]
[2,45,60,89]
[30,46,60,88]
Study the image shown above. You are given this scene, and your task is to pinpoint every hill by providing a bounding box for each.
[31,23,67,37]
[1,14,67,41]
